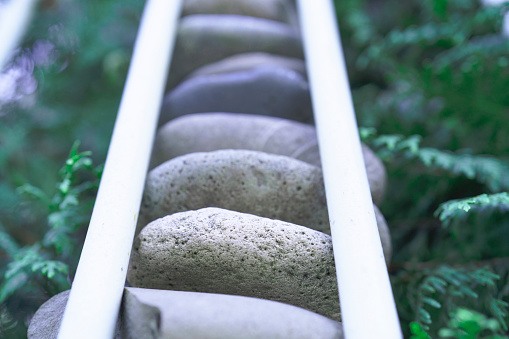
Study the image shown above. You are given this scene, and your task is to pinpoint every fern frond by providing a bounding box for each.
[435,193,509,227]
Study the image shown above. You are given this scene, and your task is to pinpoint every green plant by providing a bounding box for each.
[439,308,509,339]
[0,142,101,336]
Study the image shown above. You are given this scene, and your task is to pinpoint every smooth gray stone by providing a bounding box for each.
[122,288,344,339]
[151,113,386,204]
[182,0,296,25]
[140,150,391,263]
[129,208,342,320]
[186,52,307,80]
[161,67,312,125]
[168,15,303,88]
[27,288,343,339]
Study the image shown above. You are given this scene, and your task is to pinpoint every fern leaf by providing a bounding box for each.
[435,192,509,227]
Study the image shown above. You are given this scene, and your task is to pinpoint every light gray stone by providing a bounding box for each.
[139,150,328,233]
[122,288,344,339]
[161,67,312,125]
[27,290,69,339]
[140,150,391,262]
[186,52,307,80]
[28,288,343,339]
[182,0,297,25]
[168,15,303,88]
[129,208,342,320]
[151,113,386,204]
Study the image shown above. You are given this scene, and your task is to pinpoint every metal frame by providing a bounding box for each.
[297,1,402,338]
[57,1,183,337]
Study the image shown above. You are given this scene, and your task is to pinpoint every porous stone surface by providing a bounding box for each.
[151,113,386,204]
[168,15,303,88]
[182,0,297,25]
[129,208,342,320]
[27,288,343,339]
[161,67,312,125]
[139,150,328,233]
[186,52,307,80]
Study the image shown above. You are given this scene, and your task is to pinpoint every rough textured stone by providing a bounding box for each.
[28,288,343,339]
[27,290,69,339]
[151,113,386,203]
[161,67,312,125]
[186,52,307,80]
[140,150,390,256]
[129,208,343,320]
[182,0,297,25]
[168,15,303,88]
[139,150,328,233]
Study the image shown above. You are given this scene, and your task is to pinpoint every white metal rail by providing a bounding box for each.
[57,1,183,338]
[297,1,402,338]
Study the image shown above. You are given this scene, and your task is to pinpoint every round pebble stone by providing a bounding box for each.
[139,149,392,263]
[151,113,386,204]
[167,14,303,88]
[27,287,344,339]
[182,0,297,25]
[186,52,307,80]
[160,67,312,125]
[129,207,342,320]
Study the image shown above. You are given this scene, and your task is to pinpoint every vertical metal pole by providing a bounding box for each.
[296,1,403,338]
[57,0,182,338]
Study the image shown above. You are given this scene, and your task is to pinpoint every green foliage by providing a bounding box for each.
[436,193,509,227]
[438,308,509,338]
[360,130,509,192]
[394,265,508,338]
[0,143,100,336]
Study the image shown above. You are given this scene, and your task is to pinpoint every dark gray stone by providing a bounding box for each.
[161,67,312,125]
[182,0,297,25]
[186,52,307,80]
[151,113,386,204]
[167,15,303,88]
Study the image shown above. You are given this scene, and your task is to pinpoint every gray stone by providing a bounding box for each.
[27,290,69,339]
[28,288,343,339]
[186,52,307,80]
[168,15,303,88]
[128,208,342,320]
[182,0,297,25]
[122,288,344,339]
[161,67,312,125]
[151,113,386,204]
[140,150,391,258]
[139,149,329,233]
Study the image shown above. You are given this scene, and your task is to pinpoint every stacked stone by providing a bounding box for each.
[29,1,391,338]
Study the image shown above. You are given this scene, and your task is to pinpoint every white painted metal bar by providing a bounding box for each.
[297,1,403,338]
[0,0,37,70]
[57,0,182,338]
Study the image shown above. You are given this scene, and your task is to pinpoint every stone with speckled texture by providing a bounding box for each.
[129,208,342,320]
[151,113,386,204]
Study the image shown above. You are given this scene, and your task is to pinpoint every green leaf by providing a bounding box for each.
[422,297,442,309]
[0,271,29,303]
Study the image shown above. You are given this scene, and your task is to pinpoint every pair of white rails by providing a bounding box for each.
[1,0,403,338]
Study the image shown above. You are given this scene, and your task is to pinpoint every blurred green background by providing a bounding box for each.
[0,0,508,337]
